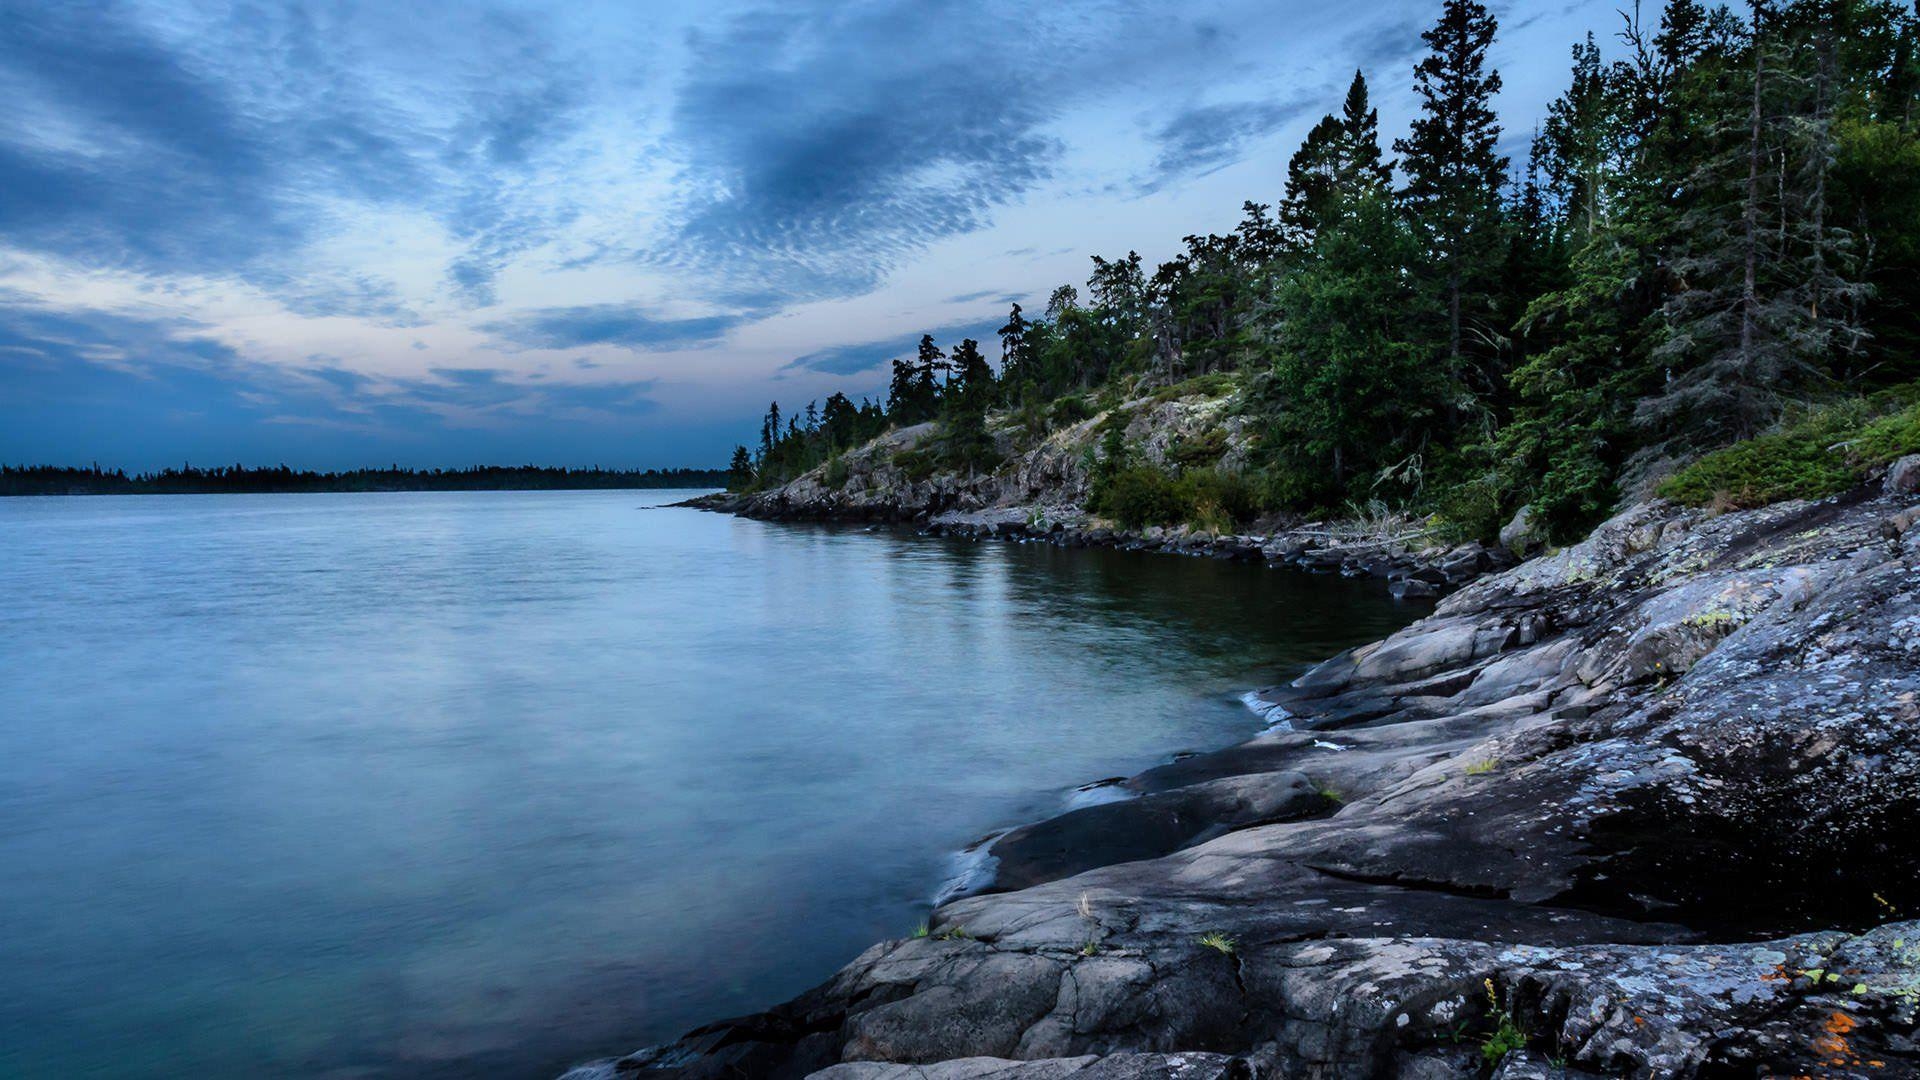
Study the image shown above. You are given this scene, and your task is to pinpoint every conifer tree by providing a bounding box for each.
[1280,71,1394,250]
[1395,0,1511,393]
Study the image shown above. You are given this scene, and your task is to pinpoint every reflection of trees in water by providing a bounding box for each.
[747,520,1426,680]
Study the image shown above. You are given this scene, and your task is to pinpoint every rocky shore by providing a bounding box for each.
[580,461,1920,1079]
[690,489,1514,598]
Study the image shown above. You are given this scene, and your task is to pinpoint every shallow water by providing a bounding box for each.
[0,490,1426,1078]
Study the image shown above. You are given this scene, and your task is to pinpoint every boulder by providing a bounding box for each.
[1499,505,1545,558]
[1887,453,1920,496]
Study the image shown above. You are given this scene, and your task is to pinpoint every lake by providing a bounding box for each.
[0,490,1424,1078]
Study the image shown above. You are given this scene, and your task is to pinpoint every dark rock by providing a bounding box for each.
[1389,578,1439,600]
[583,483,1920,1080]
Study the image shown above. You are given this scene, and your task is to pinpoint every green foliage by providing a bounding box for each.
[892,447,941,482]
[1197,931,1236,955]
[1089,464,1256,531]
[823,452,850,490]
[1090,466,1189,528]
[1656,395,1920,509]
[1049,394,1095,427]
[1166,428,1228,470]
[1151,371,1238,404]
[1256,191,1439,509]
[1480,979,1527,1065]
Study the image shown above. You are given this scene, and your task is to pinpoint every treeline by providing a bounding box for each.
[1,463,729,496]
[737,0,1920,542]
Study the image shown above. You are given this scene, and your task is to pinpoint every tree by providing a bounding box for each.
[1395,0,1511,395]
[1280,70,1394,250]
[997,302,1031,384]
[1257,191,1440,505]
[943,339,997,472]
[1640,0,1873,449]
[727,445,754,491]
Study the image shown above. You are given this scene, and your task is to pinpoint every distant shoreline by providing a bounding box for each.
[1,464,729,497]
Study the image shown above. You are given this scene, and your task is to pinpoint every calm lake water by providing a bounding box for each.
[0,490,1424,1079]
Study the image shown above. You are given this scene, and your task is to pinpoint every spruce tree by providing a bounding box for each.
[1280,71,1394,252]
[1395,0,1511,394]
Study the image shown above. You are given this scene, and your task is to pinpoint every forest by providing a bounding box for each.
[0,464,729,496]
[734,0,1920,543]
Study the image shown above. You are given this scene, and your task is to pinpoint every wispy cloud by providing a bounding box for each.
[483,305,747,350]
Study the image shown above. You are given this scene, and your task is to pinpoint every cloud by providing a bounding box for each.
[0,297,665,469]
[483,305,746,350]
[649,2,1062,303]
[1142,99,1315,191]
[0,2,584,309]
[782,319,1004,376]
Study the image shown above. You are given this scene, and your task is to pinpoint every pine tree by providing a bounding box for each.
[1641,0,1872,448]
[1259,191,1439,505]
[727,445,754,491]
[1395,0,1511,395]
[1280,71,1394,250]
[997,302,1030,383]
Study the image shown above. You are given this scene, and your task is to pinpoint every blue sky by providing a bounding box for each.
[0,0,1619,470]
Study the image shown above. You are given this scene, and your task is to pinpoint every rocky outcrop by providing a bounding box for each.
[574,480,1920,1080]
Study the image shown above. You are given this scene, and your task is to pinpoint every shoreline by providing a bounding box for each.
[577,468,1920,1079]
[682,490,1517,599]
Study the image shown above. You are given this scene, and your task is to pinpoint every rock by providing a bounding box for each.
[1388,578,1438,600]
[812,1053,1249,1080]
[1499,505,1545,558]
[1886,453,1920,496]
[585,483,1920,1080]
[1884,504,1920,539]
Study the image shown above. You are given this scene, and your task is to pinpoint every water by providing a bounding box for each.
[0,491,1425,1079]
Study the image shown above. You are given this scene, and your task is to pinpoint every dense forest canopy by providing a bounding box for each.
[0,464,728,496]
[734,0,1920,543]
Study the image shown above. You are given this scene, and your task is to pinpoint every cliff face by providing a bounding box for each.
[579,461,1920,1080]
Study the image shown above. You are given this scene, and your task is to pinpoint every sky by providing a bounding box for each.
[0,0,1624,471]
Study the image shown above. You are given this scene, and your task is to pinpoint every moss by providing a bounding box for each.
[1683,610,1742,631]
[1151,371,1238,404]
[1658,392,1920,509]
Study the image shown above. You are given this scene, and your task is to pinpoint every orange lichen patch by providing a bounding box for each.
[1811,1010,1858,1063]
[1633,1015,1647,1026]
[1761,964,1795,982]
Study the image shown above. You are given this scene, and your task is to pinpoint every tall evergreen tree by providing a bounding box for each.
[1280,70,1394,250]
[997,302,1031,382]
[1395,0,1511,395]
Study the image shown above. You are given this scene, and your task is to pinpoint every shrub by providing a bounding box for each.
[1049,394,1095,427]
[891,447,941,482]
[1151,371,1238,403]
[1167,428,1229,470]
[1197,931,1237,954]
[1090,465,1188,528]
[1181,469,1256,531]
[823,453,850,490]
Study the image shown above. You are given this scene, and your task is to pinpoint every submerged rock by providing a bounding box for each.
[585,482,1920,1079]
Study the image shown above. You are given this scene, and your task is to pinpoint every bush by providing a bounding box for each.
[891,447,941,482]
[823,453,850,490]
[1167,428,1229,470]
[1657,430,1859,508]
[1090,465,1189,528]
[1048,394,1095,427]
[1151,371,1238,403]
[1089,465,1255,531]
